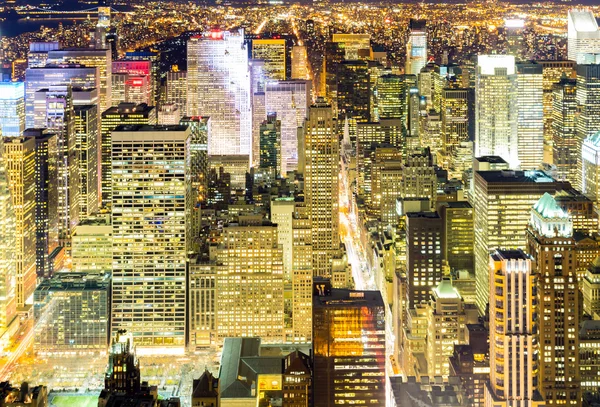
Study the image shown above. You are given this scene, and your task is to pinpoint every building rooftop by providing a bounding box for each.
[35,271,111,293]
[313,288,384,308]
[491,249,530,262]
[533,193,569,219]
[568,9,599,33]
[476,170,557,184]
[113,124,188,133]
[433,279,461,300]
[585,131,600,148]
[406,211,440,219]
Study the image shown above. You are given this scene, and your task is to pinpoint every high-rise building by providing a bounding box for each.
[440,88,469,169]
[516,62,544,170]
[0,137,16,332]
[71,214,112,273]
[536,60,575,149]
[24,129,58,278]
[180,116,209,204]
[473,170,571,314]
[552,77,578,183]
[401,149,436,206]
[312,282,386,407]
[406,19,428,77]
[576,64,600,189]
[34,271,110,353]
[111,125,190,349]
[25,65,98,128]
[73,105,99,218]
[291,45,309,80]
[376,74,407,121]
[567,9,600,64]
[291,201,313,343]
[440,202,474,273]
[95,7,111,49]
[331,33,371,60]
[264,80,310,175]
[505,19,526,60]
[100,103,156,206]
[0,82,25,137]
[215,222,284,343]
[475,55,518,168]
[3,137,37,309]
[259,113,281,175]
[252,38,286,80]
[27,41,60,68]
[303,99,339,277]
[187,30,251,157]
[165,70,187,119]
[111,60,154,105]
[426,279,474,378]
[46,48,112,112]
[485,249,544,407]
[189,260,216,348]
[337,60,371,140]
[157,103,181,125]
[582,132,600,205]
[406,211,444,308]
[34,86,79,252]
[579,320,600,394]
[526,193,581,406]
[582,257,600,317]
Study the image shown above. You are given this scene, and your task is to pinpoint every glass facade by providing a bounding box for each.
[0,82,25,137]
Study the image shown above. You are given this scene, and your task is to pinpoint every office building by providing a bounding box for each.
[473,170,571,314]
[576,64,600,189]
[215,222,284,343]
[112,59,154,105]
[0,139,16,332]
[440,88,469,169]
[582,257,600,317]
[406,212,444,308]
[505,18,526,60]
[526,193,581,405]
[208,155,249,190]
[259,114,281,176]
[189,260,216,349]
[485,249,544,407]
[71,214,112,273]
[337,60,371,140]
[180,117,209,204]
[313,283,385,407]
[579,320,600,394]
[331,33,371,60]
[187,30,251,157]
[158,103,180,125]
[46,48,112,112]
[34,86,80,252]
[73,104,99,218]
[376,74,406,120]
[34,271,110,353]
[291,202,313,344]
[291,45,309,80]
[252,38,286,80]
[25,129,59,278]
[401,149,436,206]
[426,279,474,378]
[165,70,187,118]
[265,80,310,175]
[111,125,190,349]
[537,60,575,147]
[440,202,474,273]
[0,82,25,137]
[552,77,578,183]
[101,103,156,205]
[582,132,600,206]
[27,41,60,68]
[406,19,428,77]
[567,9,600,64]
[516,62,544,170]
[475,55,518,168]
[25,65,98,128]
[303,99,339,277]
[3,137,37,309]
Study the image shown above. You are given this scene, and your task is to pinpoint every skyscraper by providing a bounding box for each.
[0,138,17,332]
[567,9,600,64]
[291,45,309,80]
[34,86,79,251]
[100,103,156,206]
[375,74,407,121]
[0,82,25,137]
[111,60,154,106]
[180,116,209,204]
[552,77,578,183]
[3,137,37,308]
[526,193,581,406]
[440,88,469,169]
[259,113,281,175]
[312,283,386,407]
[73,104,99,218]
[24,129,58,278]
[165,70,187,118]
[46,48,112,112]
[475,55,518,168]
[575,64,600,189]
[251,38,287,81]
[303,99,339,277]
[473,170,571,314]
[215,222,285,343]
[111,125,190,349]
[505,19,526,60]
[406,19,428,77]
[516,62,544,170]
[187,30,251,157]
[485,249,544,407]
[264,80,310,175]
[581,132,600,205]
